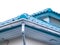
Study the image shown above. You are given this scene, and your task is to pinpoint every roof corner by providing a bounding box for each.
[19,13,28,19]
[44,8,53,12]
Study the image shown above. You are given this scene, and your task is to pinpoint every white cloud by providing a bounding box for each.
[0,0,60,22]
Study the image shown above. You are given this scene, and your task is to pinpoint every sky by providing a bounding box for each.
[0,0,60,22]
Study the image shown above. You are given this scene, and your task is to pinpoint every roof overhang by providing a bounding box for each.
[0,13,60,45]
[0,18,60,45]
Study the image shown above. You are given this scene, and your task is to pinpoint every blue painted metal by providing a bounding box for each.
[46,8,52,12]
[32,8,60,20]
[18,13,28,19]
[0,9,60,38]
[26,15,60,33]
[0,13,28,27]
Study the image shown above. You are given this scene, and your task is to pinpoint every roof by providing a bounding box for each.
[0,9,60,45]
[32,8,60,20]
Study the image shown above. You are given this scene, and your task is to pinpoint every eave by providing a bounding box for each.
[0,13,60,45]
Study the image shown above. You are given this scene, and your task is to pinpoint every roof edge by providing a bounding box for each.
[32,8,60,20]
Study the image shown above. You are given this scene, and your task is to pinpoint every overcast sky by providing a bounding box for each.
[0,0,60,22]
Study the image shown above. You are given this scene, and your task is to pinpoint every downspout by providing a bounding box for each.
[21,22,26,45]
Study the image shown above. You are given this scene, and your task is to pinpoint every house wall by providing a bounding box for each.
[43,17,50,23]
[50,17,60,27]
[0,37,49,45]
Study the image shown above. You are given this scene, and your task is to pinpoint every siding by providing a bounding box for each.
[0,37,49,45]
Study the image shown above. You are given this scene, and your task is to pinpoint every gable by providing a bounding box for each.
[0,11,60,45]
[32,8,60,20]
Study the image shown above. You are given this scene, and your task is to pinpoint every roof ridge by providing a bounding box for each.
[32,8,60,17]
[32,8,60,20]
[32,8,52,16]
[44,8,52,12]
